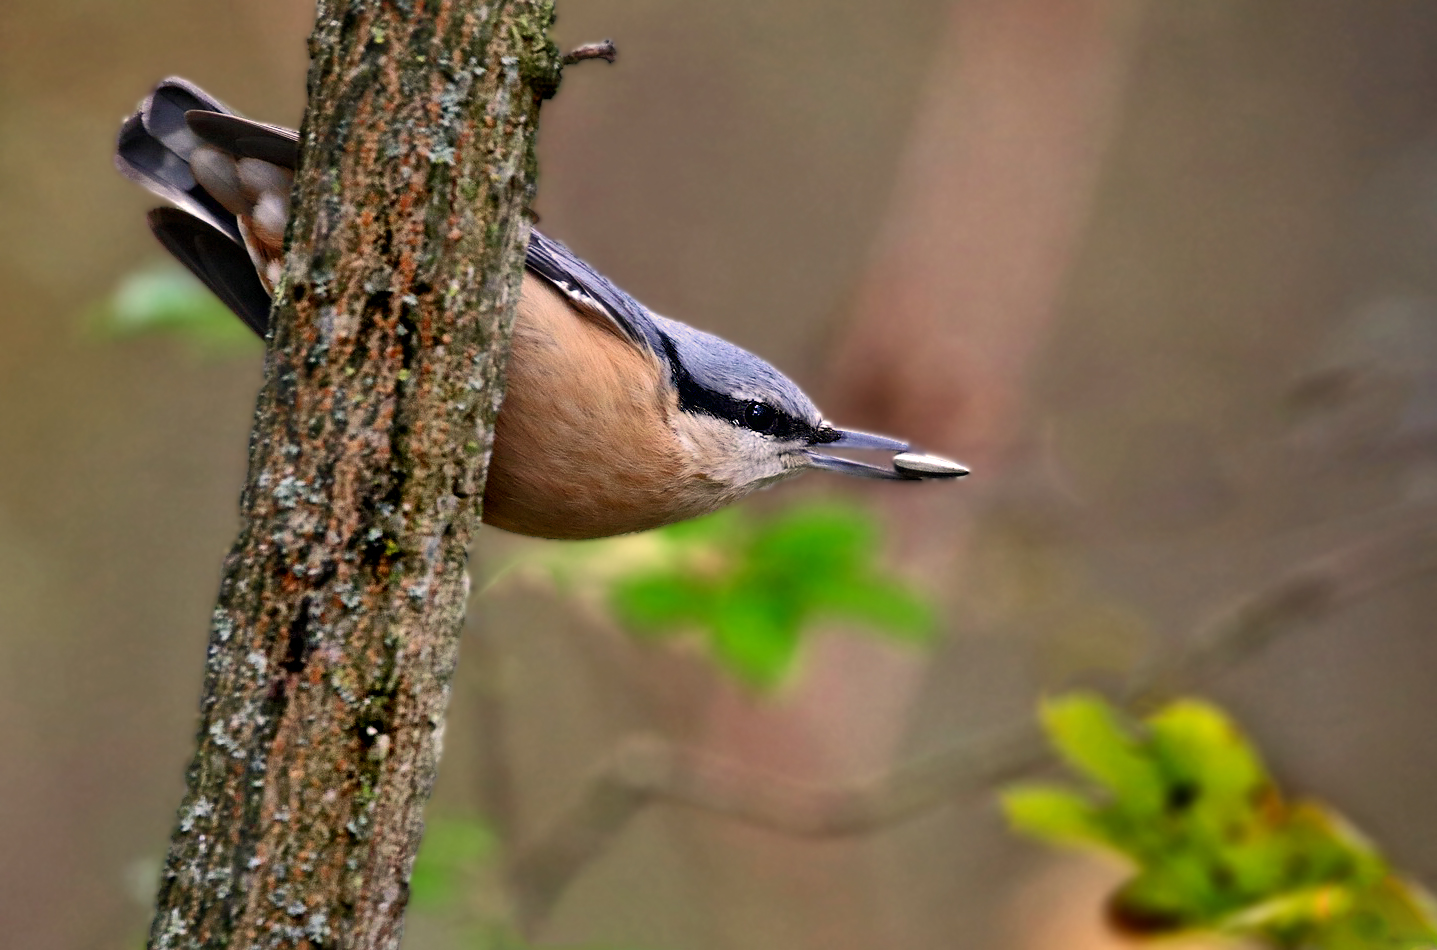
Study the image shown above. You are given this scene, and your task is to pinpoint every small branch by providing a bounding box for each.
[563,39,617,65]
[1127,520,1437,705]
[508,725,1042,934]
[506,516,1437,936]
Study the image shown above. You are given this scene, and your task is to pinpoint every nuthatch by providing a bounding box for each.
[116,78,967,540]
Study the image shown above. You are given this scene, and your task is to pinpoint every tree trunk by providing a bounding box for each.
[147,2,558,947]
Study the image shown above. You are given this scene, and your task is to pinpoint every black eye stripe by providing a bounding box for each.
[659,336,815,442]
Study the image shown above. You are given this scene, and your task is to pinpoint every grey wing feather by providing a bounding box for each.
[524,231,669,357]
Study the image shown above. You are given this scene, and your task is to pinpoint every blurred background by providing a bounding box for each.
[4,1,1437,948]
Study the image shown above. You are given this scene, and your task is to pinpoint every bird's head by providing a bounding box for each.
[652,316,968,495]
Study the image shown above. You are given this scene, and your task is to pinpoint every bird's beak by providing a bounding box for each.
[804,426,971,481]
[823,427,911,452]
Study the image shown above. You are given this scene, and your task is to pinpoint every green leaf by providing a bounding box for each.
[709,591,803,688]
[1148,700,1266,810]
[554,503,936,689]
[1006,694,1437,949]
[92,264,262,354]
[1217,885,1359,936]
[1040,694,1165,816]
[811,576,937,641]
[1001,785,1111,847]
[610,573,713,636]
[542,502,939,692]
[1334,877,1437,950]
[748,504,874,580]
[1110,867,1209,935]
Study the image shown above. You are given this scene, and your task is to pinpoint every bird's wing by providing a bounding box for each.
[523,231,669,358]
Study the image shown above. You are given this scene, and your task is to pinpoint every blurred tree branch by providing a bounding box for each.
[504,514,1437,935]
[146,3,560,949]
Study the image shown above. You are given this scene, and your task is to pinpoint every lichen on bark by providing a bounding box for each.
[147,2,559,948]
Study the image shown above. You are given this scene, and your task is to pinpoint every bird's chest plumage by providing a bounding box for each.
[480,276,735,539]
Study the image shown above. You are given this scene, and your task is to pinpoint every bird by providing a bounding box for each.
[115,78,967,540]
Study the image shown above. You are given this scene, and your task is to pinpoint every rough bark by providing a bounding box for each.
[147,2,559,948]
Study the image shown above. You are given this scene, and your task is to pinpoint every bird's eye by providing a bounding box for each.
[743,401,778,434]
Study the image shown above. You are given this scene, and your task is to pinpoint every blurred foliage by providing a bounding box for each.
[411,816,652,950]
[411,816,499,911]
[520,503,938,690]
[90,263,263,355]
[1002,694,1437,949]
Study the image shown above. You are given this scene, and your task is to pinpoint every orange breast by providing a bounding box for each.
[481,275,727,539]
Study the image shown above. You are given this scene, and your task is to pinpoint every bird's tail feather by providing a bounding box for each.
[115,78,244,244]
[115,78,284,335]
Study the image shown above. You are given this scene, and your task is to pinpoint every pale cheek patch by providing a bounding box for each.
[671,414,793,490]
